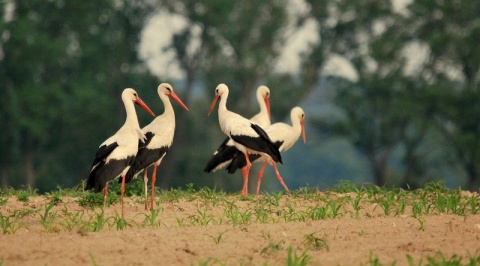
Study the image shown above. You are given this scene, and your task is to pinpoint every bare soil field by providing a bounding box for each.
[1,187,479,265]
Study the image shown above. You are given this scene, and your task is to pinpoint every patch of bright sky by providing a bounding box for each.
[139,0,416,82]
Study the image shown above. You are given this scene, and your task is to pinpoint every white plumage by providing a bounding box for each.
[205,85,272,173]
[226,107,306,195]
[85,88,155,218]
[208,83,282,195]
[125,83,189,210]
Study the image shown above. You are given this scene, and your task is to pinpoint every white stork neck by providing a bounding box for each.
[123,99,140,129]
[257,92,268,115]
[218,90,229,113]
[291,112,302,135]
[161,93,175,117]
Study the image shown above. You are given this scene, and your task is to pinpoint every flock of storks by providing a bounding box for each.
[84,83,306,218]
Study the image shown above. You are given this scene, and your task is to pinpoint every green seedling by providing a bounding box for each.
[39,202,57,232]
[286,246,311,266]
[416,217,426,231]
[205,230,228,244]
[143,208,162,228]
[261,240,285,255]
[302,233,329,251]
[0,212,25,234]
[60,209,85,232]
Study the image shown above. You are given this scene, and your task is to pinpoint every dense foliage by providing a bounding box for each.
[0,0,479,192]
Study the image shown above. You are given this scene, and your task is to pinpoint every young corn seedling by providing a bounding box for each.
[60,209,85,232]
[378,191,396,216]
[205,230,228,244]
[302,233,329,251]
[0,212,25,234]
[39,202,58,232]
[351,192,364,219]
[143,208,162,228]
[286,246,311,266]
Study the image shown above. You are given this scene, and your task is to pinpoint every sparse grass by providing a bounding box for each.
[1,181,479,233]
[1,181,479,264]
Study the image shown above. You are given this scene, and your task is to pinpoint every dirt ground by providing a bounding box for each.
[1,193,479,265]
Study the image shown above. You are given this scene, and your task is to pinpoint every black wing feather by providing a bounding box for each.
[138,131,155,150]
[226,140,283,174]
[204,137,239,173]
[124,146,169,183]
[230,123,282,164]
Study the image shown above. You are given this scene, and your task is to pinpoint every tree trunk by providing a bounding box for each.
[24,149,36,188]
[1,164,9,189]
[368,147,393,187]
[466,161,480,192]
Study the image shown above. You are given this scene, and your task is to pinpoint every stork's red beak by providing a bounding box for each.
[264,96,271,119]
[208,94,220,116]
[135,97,156,117]
[169,91,189,111]
[300,119,306,143]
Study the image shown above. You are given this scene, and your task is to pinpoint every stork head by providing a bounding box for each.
[257,85,271,119]
[292,107,306,144]
[158,83,189,111]
[123,88,156,117]
[209,83,229,116]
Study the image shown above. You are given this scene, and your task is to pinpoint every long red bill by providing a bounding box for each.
[300,119,306,143]
[169,92,189,111]
[264,97,271,120]
[208,94,220,116]
[135,97,156,117]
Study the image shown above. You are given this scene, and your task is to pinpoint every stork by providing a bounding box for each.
[124,83,189,210]
[204,85,271,173]
[208,83,282,195]
[226,107,306,195]
[85,88,156,218]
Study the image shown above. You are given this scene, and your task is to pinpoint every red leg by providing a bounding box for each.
[103,183,109,207]
[256,160,268,195]
[241,167,249,196]
[120,173,126,219]
[143,168,149,211]
[271,161,289,192]
[151,163,158,210]
[241,152,252,196]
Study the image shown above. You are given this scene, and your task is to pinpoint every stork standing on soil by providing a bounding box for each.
[204,85,271,173]
[124,83,189,210]
[208,83,282,195]
[85,88,156,218]
[226,107,306,194]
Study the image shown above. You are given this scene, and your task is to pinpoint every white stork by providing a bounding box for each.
[226,107,306,195]
[85,88,156,218]
[208,83,282,195]
[124,83,189,210]
[204,85,271,173]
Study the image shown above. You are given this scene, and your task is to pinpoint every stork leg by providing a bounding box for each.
[256,160,269,195]
[150,163,158,210]
[120,173,126,219]
[143,168,149,211]
[270,161,289,192]
[103,183,109,207]
[240,152,252,196]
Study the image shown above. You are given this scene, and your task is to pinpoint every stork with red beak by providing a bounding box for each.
[124,83,189,210]
[85,88,156,218]
[204,85,271,173]
[208,83,282,195]
[226,107,307,194]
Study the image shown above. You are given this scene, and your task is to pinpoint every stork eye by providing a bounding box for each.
[166,87,172,92]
